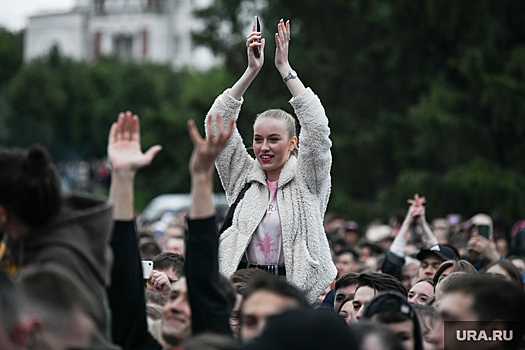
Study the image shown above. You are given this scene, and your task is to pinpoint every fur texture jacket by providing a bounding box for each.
[206,87,337,303]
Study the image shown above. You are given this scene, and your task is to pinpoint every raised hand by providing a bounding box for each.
[468,234,500,262]
[405,193,425,222]
[246,19,265,73]
[107,111,162,173]
[275,19,291,73]
[188,114,235,177]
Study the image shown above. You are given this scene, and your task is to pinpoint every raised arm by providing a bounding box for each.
[274,19,306,97]
[229,19,265,100]
[390,194,428,257]
[189,115,235,218]
[412,196,439,249]
[107,111,162,349]
[383,194,426,280]
[108,111,162,219]
[186,116,234,336]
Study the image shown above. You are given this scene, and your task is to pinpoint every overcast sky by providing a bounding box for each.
[0,0,75,31]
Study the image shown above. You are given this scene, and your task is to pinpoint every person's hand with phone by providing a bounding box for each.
[228,17,265,100]
[246,18,265,75]
[468,229,501,262]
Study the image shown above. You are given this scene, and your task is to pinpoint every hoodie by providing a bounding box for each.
[9,194,117,349]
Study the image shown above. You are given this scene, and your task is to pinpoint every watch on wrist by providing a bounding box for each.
[283,69,298,83]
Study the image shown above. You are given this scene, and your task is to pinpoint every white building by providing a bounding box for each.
[24,0,220,70]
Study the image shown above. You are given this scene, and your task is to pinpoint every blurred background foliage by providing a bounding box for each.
[1,0,525,225]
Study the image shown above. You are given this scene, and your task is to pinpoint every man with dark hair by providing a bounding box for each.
[415,244,459,279]
[228,268,267,338]
[334,272,359,311]
[239,273,309,342]
[428,275,525,350]
[335,248,360,277]
[152,252,184,283]
[353,272,407,320]
[362,292,424,350]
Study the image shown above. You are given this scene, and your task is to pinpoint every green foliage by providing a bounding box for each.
[192,0,525,225]
[0,27,23,91]
[1,0,525,225]
[0,51,231,209]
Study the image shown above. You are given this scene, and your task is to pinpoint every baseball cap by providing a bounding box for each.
[416,244,459,261]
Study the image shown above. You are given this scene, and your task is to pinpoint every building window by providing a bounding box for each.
[94,32,102,58]
[172,35,181,59]
[146,0,164,12]
[141,29,148,58]
[113,34,133,59]
[94,0,105,14]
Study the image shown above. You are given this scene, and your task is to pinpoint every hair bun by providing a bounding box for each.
[25,145,52,174]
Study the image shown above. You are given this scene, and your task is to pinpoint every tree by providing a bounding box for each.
[0,27,24,91]
[0,50,231,209]
[193,0,525,224]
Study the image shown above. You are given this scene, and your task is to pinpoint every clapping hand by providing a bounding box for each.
[275,19,291,73]
[406,194,427,225]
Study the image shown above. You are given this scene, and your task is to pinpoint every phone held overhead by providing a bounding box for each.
[253,16,261,58]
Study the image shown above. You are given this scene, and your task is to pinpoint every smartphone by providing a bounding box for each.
[253,16,261,58]
[478,225,490,239]
[142,260,153,279]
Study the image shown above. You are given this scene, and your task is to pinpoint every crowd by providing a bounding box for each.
[1,18,525,350]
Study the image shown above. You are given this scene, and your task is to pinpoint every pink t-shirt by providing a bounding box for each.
[245,180,284,265]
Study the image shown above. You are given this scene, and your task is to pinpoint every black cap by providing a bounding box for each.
[416,244,459,261]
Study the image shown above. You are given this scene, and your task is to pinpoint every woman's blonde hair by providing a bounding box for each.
[254,109,299,157]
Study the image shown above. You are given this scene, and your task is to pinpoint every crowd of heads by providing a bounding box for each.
[1,141,525,350]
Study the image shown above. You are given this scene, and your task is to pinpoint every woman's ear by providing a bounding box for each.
[289,136,298,151]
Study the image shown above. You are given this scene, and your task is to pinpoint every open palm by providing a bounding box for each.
[107,111,162,172]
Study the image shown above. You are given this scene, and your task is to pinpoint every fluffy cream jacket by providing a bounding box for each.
[205,87,337,303]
